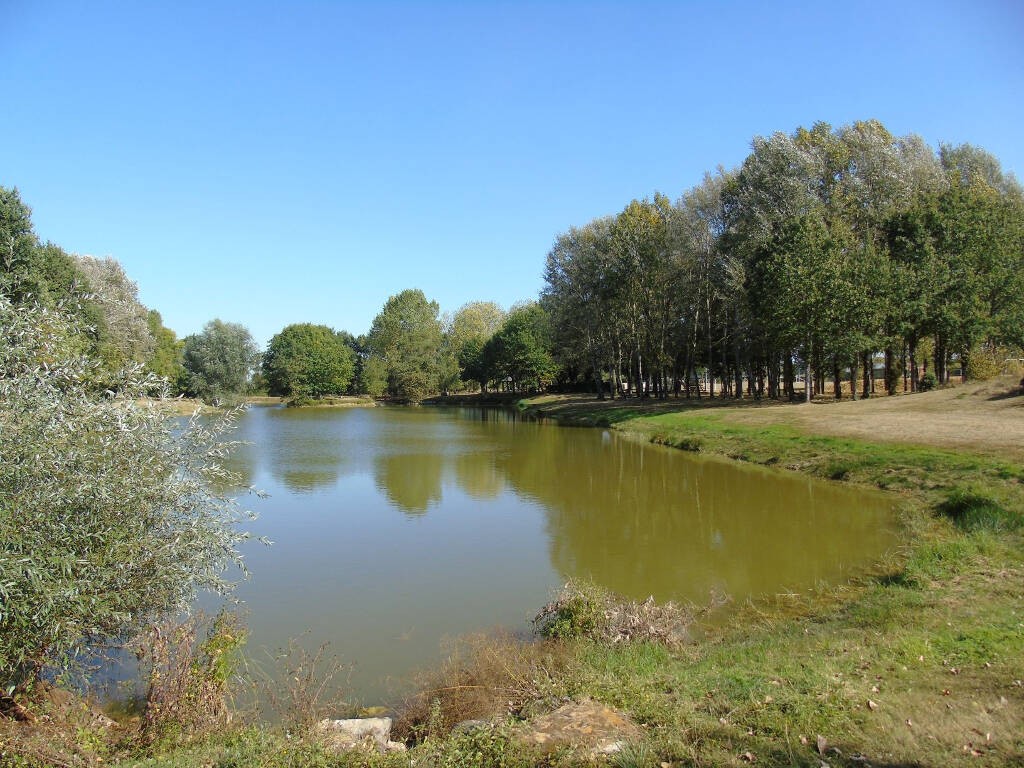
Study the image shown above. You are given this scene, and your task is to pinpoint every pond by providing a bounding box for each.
[215,404,898,706]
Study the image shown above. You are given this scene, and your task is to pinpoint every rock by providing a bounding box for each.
[316,716,396,752]
[515,699,642,758]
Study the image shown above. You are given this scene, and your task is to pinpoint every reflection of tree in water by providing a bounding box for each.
[453,451,504,500]
[277,468,342,493]
[498,430,895,605]
[374,453,444,515]
[265,416,346,493]
[216,440,257,491]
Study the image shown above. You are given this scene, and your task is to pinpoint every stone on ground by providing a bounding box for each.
[516,699,642,758]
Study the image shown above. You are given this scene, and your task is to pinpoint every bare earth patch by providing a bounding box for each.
[724,377,1024,461]
[530,375,1024,462]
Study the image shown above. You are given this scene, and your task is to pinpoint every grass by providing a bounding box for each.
[509,382,1024,766]
[6,381,1024,766]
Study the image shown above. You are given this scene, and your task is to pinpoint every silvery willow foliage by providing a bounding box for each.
[0,299,257,688]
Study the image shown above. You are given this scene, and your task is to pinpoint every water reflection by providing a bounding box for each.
[220,404,897,704]
[262,408,348,492]
[453,450,505,500]
[374,453,444,514]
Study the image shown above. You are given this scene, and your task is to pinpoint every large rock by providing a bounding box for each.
[516,699,642,758]
[315,716,406,753]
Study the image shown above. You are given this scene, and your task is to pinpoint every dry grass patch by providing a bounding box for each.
[393,632,573,742]
[523,374,1024,461]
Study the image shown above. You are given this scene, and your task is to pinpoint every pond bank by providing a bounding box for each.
[415,384,1024,766]
[11,385,1024,766]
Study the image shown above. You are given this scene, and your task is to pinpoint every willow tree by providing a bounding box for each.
[182,319,260,403]
[0,300,254,694]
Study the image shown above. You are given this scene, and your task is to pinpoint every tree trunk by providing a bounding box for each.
[588,333,604,400]
[783,354,794,401]
[733,348,743,399]
[850,356,858,401]
[884,347,898,396]
[934,335,946,384]
[909,337,919,392]
[635,347,644,399]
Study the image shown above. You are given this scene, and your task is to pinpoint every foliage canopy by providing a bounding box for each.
[0,300,254,689]
[182,319,260,402]
[262,322,355,398]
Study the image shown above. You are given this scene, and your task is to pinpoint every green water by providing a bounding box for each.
[219,404,897,705]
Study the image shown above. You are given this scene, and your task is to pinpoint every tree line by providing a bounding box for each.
[4,119,1020,405]
[0,189,550,404]
[543,120,1024,401]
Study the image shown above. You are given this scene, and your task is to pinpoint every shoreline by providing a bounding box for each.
[15,380,1024,766]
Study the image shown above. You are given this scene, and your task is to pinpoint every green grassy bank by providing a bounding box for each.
[4,392,1022,767]
[508,393,1024,766]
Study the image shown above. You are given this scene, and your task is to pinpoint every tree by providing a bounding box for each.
[262,323,355,398]
[543,218,616,398]
[365,289,444,401]
[0,299,253,690]
[485,302,556,392]
[74,255,156,371]
[0,187,38,304]
[145,309,184,384]
[182,319,260,402]
[448,301,505,392]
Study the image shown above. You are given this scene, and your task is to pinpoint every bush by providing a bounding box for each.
[0,300,258,697]
[532,580,723,647]
[136,611,247,745]
[964,347,1003,381]
[918,371,938,392]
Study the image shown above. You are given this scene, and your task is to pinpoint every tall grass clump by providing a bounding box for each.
[394,632,572,742]
[937,487,1022,532]
[135,611,247,746]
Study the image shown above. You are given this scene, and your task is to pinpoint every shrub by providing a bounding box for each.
[918,371,938,392]
[136,611,247,745]
[964,347,1003,381]
[825,459,854,481]
[0,300,258,698]
[533,582,605,641]
[253,636,351,734]
[532,580,724,647]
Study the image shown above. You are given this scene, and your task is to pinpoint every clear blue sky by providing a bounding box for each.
[3,1,1022,347]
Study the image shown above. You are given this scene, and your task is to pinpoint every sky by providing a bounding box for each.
[2,1,1023,347]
